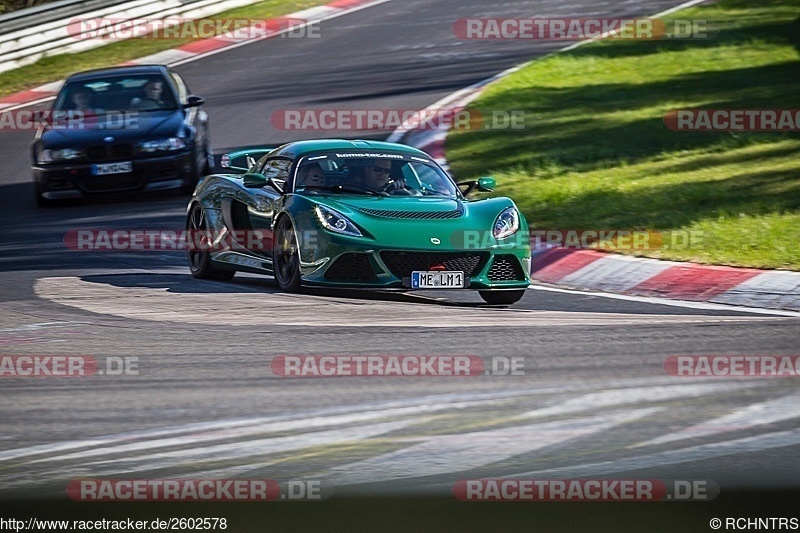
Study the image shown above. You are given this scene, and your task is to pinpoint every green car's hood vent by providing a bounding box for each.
[351,206,463,219]
[331,197,464,220]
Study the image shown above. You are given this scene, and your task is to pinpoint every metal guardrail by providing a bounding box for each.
[0,0,263,74]
[0,0,136,34]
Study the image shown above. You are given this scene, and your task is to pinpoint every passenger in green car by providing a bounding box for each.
[297,162,326,188]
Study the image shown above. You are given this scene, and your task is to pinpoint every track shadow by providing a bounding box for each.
[77,272,495,307]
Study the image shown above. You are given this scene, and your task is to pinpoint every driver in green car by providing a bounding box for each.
[356,159,406,193]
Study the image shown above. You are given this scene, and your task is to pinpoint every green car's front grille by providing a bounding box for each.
[353,207,462,220]
[325,253,378,281]
[487,254,527,281]
[380,251,489,278]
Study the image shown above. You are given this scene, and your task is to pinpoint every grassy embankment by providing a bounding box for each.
[447,0,800,270]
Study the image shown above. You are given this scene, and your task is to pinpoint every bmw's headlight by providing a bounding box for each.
[493,207,520,239]
[314,205,362,237]
[138,138,186,153]
[37,148,83,163]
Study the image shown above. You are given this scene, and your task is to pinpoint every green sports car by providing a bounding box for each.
[186,139,531,305]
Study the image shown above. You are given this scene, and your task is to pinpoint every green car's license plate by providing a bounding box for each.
[411,271,465,289]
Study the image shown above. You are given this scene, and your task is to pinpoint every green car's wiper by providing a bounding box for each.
[305,184,389,197]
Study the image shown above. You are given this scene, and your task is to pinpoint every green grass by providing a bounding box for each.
[447,0,800,270]
[0,0,327,97]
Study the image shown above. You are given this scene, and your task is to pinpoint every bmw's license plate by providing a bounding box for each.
[411,271,465,289]
[91,162,132,175]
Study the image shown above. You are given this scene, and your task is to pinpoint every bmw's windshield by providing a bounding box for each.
[294,152,460,198]
[53,75,180,115]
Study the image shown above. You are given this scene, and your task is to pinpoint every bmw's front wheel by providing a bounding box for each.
[186,203,235,281]
[273,216,301,292]
[479,289,526,305]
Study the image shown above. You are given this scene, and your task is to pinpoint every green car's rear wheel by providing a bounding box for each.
[273,216,301,292]
[187,204,235,281]
[479,289,526,305]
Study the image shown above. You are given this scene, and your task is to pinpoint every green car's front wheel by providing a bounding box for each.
[187,204,235,281]
[273,216,301,292]
[479,289,526,305]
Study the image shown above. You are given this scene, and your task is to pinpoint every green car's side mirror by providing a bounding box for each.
[243,173,285,194]
[476,176,496,192]
[458,176,496,196]
[242,173,269,188]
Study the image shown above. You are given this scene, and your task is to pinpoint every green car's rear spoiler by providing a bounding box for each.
[216,146,277,173]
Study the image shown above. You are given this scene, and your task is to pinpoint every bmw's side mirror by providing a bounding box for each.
[184,95,205,108]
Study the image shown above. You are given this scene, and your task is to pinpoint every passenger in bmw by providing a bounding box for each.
[70,89,94,112]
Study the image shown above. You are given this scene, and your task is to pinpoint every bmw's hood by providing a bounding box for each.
[38,110,186,147]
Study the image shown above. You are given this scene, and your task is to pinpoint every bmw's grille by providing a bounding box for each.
[380,251,489,278]
[354,207,462,220]
[487,255,527,281]
[325,253,377,281]
[111,144,134,158]
[87,146,106,160]
[81,175,140,192]
[87,144,134,161]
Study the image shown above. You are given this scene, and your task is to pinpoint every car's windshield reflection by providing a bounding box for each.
[294,155,460,198]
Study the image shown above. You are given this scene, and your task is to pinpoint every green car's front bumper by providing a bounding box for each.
[296,227,531,290]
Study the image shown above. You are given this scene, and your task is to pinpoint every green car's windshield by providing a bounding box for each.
[294,152,460,198]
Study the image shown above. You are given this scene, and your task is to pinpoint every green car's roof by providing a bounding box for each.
[270,139,431,159]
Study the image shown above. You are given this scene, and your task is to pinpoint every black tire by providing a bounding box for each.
[186,203,235,281]
[181,144,211,195]
[272,216,302,292]
[479,289,526,305]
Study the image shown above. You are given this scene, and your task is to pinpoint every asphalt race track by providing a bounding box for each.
[1,0,799,530]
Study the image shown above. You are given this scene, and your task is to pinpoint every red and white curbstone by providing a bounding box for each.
[532,249,800,312]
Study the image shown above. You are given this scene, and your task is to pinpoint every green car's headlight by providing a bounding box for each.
[314,205,363,237]
[37,147,83,163]
[138,138,186,153]
[493,207,520,239]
